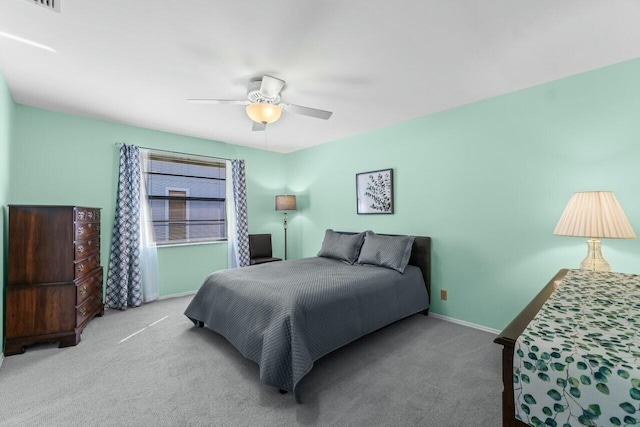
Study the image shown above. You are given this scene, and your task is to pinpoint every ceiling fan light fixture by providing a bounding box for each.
[246,103,282,124]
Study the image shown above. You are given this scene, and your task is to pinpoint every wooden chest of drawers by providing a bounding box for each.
[6,205,104,356]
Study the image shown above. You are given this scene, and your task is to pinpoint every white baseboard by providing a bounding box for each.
[101,290,197,309]
[151,293,502,335]
[158,290,197,300]
[429,312,500,335]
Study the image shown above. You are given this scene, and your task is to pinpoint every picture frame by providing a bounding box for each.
[356,168,394,214]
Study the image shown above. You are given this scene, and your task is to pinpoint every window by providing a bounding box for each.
[144,151,226,245]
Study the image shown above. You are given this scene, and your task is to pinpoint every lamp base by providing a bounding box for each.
[579,238,611,272]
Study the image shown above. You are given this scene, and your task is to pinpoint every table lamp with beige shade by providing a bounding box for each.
[554,191,636,272]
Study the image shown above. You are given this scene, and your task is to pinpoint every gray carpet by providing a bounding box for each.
[0,296,503,426]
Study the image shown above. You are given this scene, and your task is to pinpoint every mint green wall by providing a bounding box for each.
[3,58,640,334]
[9,105,287,297]
[286,58,640,331]
[1,72,15,352]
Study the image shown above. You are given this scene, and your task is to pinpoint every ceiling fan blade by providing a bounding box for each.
[187,99,248,105]
[259,76,285,99]
[280,103,332,120]
[252,121,266,132]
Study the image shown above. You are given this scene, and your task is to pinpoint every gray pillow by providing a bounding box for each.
[357,231,415,273]
[317,230,365,264]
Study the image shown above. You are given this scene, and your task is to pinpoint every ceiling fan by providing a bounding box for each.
[188,76,333,131]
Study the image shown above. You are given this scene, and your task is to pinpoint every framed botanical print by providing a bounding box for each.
[356,168,393,214]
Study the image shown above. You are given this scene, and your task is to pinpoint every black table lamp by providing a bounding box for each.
[275,195,296,260]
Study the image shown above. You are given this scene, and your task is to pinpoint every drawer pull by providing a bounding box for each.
[77,211,85,220]
[79,306,88,317]
[77,264,85,272]
[77,245,85,253]
[77,226,84,235]
[87,211,94,220]
[79,286,87,296]
[88,223,93,229]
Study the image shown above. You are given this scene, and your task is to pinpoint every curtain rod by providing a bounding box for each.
[114,142,236,161]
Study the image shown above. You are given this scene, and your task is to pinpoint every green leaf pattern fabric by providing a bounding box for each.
[514,270,640,427]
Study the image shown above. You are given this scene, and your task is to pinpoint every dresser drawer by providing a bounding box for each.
[74,255,100,280]
[76,295,101,326]
[75,237,100,260]
[75,222,100,239]
[76,268,103,305]
[75,208,101,223]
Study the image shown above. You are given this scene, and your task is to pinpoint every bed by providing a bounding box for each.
[184,230,431,401]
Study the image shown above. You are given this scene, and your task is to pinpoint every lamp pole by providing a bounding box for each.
[283,211,288,260]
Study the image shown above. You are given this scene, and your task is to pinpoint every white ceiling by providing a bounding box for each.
[1,1,640,153]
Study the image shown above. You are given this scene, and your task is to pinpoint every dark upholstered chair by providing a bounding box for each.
[249,234,282,265]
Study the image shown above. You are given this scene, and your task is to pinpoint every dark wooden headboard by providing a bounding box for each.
[336,232,432,302]
[409,236,432,302]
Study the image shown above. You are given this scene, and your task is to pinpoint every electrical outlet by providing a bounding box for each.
[440,289,448,300]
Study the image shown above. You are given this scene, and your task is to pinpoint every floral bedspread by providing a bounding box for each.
[513,269,640,427]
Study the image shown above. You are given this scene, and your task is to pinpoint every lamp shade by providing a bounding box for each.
[246,103,282,124]
[276,195,296,211]
[553,191,636,239]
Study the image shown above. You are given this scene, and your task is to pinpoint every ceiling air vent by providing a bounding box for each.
[23,0,60,12]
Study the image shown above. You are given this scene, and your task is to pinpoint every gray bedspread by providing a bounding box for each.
[184,256,429,399]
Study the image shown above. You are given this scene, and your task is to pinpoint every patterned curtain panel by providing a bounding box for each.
[106,144,143,309]
[231,159,250,267]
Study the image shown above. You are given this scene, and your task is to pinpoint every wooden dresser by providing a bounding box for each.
[494,269,569,427]
[6,205,104,356]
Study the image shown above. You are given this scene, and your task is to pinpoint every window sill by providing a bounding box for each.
[156,240,228,249]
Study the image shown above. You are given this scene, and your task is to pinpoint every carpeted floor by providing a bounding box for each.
[0,296,503,426]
